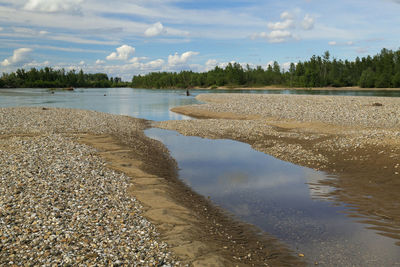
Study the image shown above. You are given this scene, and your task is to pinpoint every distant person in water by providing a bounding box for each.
[186,89,190,96]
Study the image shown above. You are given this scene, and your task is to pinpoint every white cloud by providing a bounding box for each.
[106,45,136,61]
[205,59,218,71]
[79,60,85,65]
[24,0,83,14]
[266,61,274,68]
[253,11,301,43]
[8,27,116,46]
[280,11,294,20]
[144,22,165,37]
[268,11,294,30]
[268,19,294,30]
[329,40,355,46]
[23,60,50,68]
[12,27,37,35]
[145,59,164,69]
[256,30,293,43]
[129,57,150,64]
[1,48,33,66]
[96,59,105,64]
[90,58,166,80]
[302,14,315,30]
[281,62,293,71]
[0,27,3,31]
[268,30,293,42]
[168,51,199,66]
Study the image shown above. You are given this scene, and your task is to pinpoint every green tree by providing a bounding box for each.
[359,68,376,88]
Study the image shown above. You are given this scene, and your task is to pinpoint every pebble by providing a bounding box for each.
[158,94,400,170]
[0,108,181,266]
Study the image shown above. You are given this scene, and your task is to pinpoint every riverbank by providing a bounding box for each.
[190,86,400,91]
[159,93,400,246]
[0,107,302,266]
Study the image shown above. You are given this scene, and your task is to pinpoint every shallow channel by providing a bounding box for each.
[145,128,400,266]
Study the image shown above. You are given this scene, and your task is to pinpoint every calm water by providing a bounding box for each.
[146,128,400,266]
[1,88,400,265]
[0,88,196,121]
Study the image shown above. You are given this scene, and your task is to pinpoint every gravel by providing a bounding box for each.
[158,93,400,170]
[0,107,181,266]
[195,94,400,129]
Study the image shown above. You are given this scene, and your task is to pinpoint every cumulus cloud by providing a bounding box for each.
[253,11,299,43]
[168,51,199,66]
[268,11,294,30]
[144,22,165,37]
[268,19,294,30]
[253,30,293,43]
[205,59,218,71]
[328,41,337,46]
[281,62,293,71]
[267,30,293,42]
[79,60,85,65]
[252,11,316,43]
[144,59,164,69]
[129,57,148,63]
[24,0,83,14]
[1,48,33,66]
[96,59,105,64]
[302,14,315,30]
[129,58,165,71]
[106,45,136,61]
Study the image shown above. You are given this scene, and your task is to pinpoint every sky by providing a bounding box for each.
[0,0,400,80]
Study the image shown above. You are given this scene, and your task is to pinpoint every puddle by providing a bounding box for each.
[146,128,400,266]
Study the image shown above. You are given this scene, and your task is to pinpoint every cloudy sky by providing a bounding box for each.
[1,0,399,80]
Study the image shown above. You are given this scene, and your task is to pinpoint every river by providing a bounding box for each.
[1,87,399,266]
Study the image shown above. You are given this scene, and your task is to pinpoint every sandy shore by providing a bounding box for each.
[0,107,302,266]
[158,93,400,246]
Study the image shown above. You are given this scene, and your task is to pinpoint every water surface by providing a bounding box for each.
[145,128,400,266]
[0,88,196,121]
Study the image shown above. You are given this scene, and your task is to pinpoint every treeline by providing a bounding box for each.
[132,48,400,89]
[0,67,129,88]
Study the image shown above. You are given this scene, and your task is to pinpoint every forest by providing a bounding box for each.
[1,48,399,89]
[132,48,400,89]
[0,67,128,88]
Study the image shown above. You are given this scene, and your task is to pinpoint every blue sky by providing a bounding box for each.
[1,0,400,80]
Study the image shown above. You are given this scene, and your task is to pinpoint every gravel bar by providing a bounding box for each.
[194,93,400,129]
[160,94,400,171]
[0,107,180,266]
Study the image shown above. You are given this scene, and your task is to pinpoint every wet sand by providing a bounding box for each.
[0,107,302,266]
[158,93,400,247]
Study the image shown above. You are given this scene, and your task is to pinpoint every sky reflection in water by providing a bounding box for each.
[146,128,400,266]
